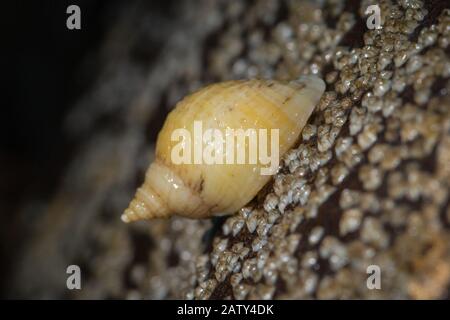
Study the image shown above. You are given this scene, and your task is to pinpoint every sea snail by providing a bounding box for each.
[122,76,325,222]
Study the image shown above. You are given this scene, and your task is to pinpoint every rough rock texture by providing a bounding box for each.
[5,0,450,299]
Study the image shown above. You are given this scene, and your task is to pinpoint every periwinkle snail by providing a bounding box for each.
[122,76,325,222]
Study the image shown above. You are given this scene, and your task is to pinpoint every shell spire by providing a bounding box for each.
[122,75,325,222]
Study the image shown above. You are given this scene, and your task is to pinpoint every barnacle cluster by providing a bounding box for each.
[185,0,450,300]
[9,0,449,300]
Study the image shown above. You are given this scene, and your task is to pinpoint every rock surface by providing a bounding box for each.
[4,0,450,299]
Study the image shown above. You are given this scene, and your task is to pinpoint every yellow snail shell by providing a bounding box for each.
[122,76,325,222]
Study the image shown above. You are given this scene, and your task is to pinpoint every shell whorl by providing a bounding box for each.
[123,75,325,222]
[121,159,210,222]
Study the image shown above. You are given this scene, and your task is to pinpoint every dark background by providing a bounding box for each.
[0,0,173,297]
[2,0,110,202]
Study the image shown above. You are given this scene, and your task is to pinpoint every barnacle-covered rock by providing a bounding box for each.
[5,0,450,300]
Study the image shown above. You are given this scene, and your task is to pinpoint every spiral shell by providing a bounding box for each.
[123,76,325,222]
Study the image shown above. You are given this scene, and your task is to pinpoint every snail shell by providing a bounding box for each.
[123,75,325,222]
